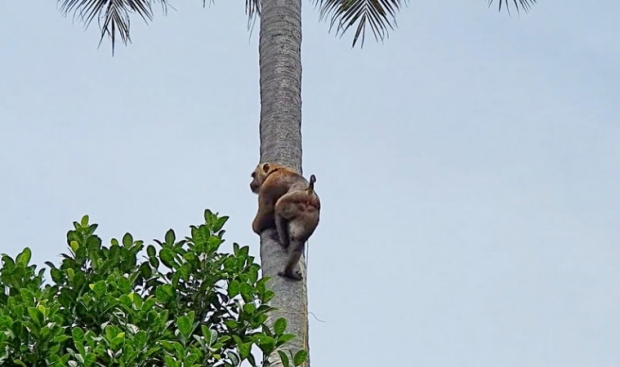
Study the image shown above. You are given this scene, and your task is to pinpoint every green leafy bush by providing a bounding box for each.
[0,210,306,367]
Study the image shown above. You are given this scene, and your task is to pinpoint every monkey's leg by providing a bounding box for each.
[278,241,304,281]
[275,214,290,248]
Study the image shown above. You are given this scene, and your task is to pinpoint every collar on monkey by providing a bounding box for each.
[266,167,283,177]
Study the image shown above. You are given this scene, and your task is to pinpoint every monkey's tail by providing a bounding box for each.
[307,174,316,194]
[306,174,317,275]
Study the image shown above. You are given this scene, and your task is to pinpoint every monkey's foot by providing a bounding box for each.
[278,270,303,281]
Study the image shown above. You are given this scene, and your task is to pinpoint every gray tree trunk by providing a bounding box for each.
[257,0,309,366]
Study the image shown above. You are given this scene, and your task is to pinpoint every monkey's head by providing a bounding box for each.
[250,163,274,194]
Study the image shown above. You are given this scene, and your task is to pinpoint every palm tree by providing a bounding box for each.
[55,0,537,365]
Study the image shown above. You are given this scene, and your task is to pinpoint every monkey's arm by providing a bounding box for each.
[252,195,276,234]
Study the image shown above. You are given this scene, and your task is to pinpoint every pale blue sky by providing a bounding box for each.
[1,1,619,366]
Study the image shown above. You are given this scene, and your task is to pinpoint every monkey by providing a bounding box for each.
[250,162,310,235]
[274,174,320,281]
[249,162,321,281]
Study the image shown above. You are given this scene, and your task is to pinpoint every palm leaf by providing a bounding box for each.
[314,0,538,48]
[245,0,261,30]
[488,0,537,15]
[313,0,407,48]
[57,0,171,55]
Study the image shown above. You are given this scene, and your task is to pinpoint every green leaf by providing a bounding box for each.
[165,229,175,244]
[177,315,192,339]
[80,215,90,227]
[226,351,239,366]
[182,252,196,262]
[224,257,236,270]
[139,262,153,278]
[213,216,229,232]
[19,288,35,305]
[122,232,133,247]
[232,335,243,346]
[105,325,120,340]
[27,307,44,326]
[117,276,131,293]
[171,271,181,288]
[155,285,173,303]
[159,248,175,268]
[159,340,175,351]
[134,330,147,348]
[204,209,216,226]
[248,264,260,283]
[240,283,253,302]
[274,318,287,336]
[278,351,291,367]
[257,336,276,354]
[263,290,275,302]
[224,320,238,329]
[149,256,160,269]
[15,248,32,267]
[238,341,251,359]
[209,328,219,345]
[276,333,296,346]
[37,303,47,315]
[142,297,157,312]
[50,268,64,283]
[90,280,107,296]
[110,334,126,350]
[293,350,308,366]
[179,262,192,281]
[147,245,156,257]
[256,277,269,293]
[88,223,98,235]
[130,292,144,309]
[72,327,85,342]
[243,303,256,315]
[163,354,178,367]
[228,280,240,297]
[84,353,97,366]
[1,254,15,269]
[52,335,71,344]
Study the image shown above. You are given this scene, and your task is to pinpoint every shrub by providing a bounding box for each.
[0,210,305,367]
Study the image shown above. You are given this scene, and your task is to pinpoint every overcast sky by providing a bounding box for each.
[1,0,619,366]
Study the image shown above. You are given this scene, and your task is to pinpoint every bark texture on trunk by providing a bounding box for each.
[258,0,309,366]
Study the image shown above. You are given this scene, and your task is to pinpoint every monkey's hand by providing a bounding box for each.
[252,219,261,235]
[252,213,274,234]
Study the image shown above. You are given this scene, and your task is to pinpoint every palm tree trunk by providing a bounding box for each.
[257,0,309,366]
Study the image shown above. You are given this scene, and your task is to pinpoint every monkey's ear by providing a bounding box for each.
[262,163,270,172]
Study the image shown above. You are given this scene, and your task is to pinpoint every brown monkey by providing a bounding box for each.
[274,174,320,281]
[250,162,310,235]
[250,163,321,280]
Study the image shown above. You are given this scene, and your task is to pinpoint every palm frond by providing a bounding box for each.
[314,0,407,48]
[488,0,537,16]
[245,0,260,31]
[57,0,171,55]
